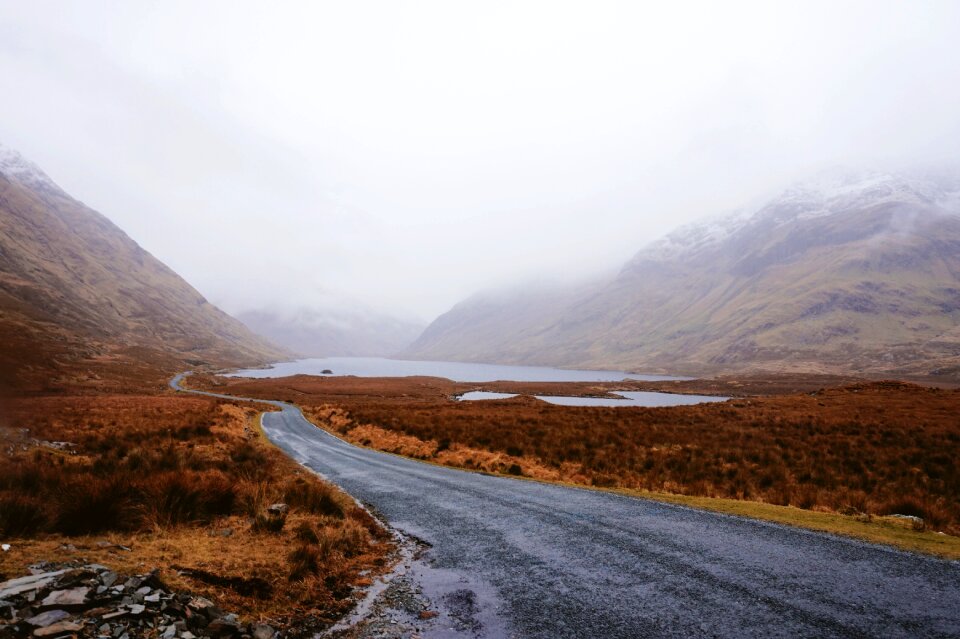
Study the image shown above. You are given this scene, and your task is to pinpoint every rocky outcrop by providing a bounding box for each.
[0,563,275,639]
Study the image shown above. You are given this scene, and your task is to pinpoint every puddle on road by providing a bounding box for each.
[325,521,510,639]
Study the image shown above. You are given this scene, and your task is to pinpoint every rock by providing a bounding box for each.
[127,603,145,615]
[26,609,71,627]
[55,568,96,588]
[266,503,288,516]
[33,620,83,637]
[0,570,68,599]
[101,610,127,620]
[40,587,89,609]
[207,618,241,637]
[161,625,177,639]
[144,592,161,603]
[187,596,214,612]
[252,623,275,639]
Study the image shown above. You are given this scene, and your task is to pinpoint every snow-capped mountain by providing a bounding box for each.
[0,143,60,193]
[407,167,960,380]
[631,168,960,265]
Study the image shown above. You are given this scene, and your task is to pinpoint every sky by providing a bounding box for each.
[1,1,959,322]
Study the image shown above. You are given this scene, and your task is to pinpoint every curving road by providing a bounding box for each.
[171,374,960,638]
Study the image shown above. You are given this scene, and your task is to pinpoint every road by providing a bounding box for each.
[171,374,960,638]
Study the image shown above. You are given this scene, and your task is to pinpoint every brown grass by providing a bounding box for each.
[199,375,960,537]
[0,393,392,625]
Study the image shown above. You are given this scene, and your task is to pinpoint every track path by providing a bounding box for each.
[171,374,960,638]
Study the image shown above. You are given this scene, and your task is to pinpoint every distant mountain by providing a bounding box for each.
[0,144,287,391]
[236,306,423,358]
[405,168,960,380]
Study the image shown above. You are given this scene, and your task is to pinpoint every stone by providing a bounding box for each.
[252,623,275,639]
[187,596,214,612]
[266,503,288,516]
[136,586,152,596]
[144,593,161,603]
[127,604,145,615]
[33,620,83,637]
[207,618,241,636]
[40,587,89,609]
[101,610,127,621]
[25,609,71,627]
[0,570,68,599]
[161,625,177,639]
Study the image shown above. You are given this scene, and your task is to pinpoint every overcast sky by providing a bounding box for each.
[1,1,959,321]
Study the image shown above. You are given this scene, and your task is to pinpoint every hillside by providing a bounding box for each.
[236,306,424,358]
[0,144,287,392]
[405,168,960,380]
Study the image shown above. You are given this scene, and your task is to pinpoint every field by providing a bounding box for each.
[193,374,960,540]
[0,392,393,628]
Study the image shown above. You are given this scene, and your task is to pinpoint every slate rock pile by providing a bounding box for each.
[0,563,276,639]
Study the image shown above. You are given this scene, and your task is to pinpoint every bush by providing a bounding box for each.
[284,478,345,519]
[294,521,320,544]
[140,471,237,528]
[0,492,50,537]
[252,512,287,534]
[287,543,321,581]
[55,477,138,535]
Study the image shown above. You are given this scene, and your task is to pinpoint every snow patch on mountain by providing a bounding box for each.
[0,143,58,191]
[633,168,960,264]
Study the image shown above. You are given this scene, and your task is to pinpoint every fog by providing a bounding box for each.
[1,1,958,322]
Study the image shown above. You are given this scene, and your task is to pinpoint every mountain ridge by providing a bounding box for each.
[404,168,960,380]
[0,144,288,392]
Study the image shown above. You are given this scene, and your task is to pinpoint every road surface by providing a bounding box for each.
[171,374,960,638]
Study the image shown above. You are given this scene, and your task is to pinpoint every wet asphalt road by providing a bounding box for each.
[172,376,960,638]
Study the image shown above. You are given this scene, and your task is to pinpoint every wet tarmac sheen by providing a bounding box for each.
[172,375,960,638]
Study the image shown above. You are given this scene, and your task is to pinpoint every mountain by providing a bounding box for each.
[0,144,287,391]
[236,306,424,358]
[405,168,960,380]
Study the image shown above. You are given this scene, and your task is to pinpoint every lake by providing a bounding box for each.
[458,390,728,407]
[227,356,690,383]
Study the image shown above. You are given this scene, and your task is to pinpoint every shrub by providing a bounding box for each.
[287,543,321,581]
[0,492,50,537]
[284,478,345,519]
[55,477,137,535]
[294,521,320,544]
